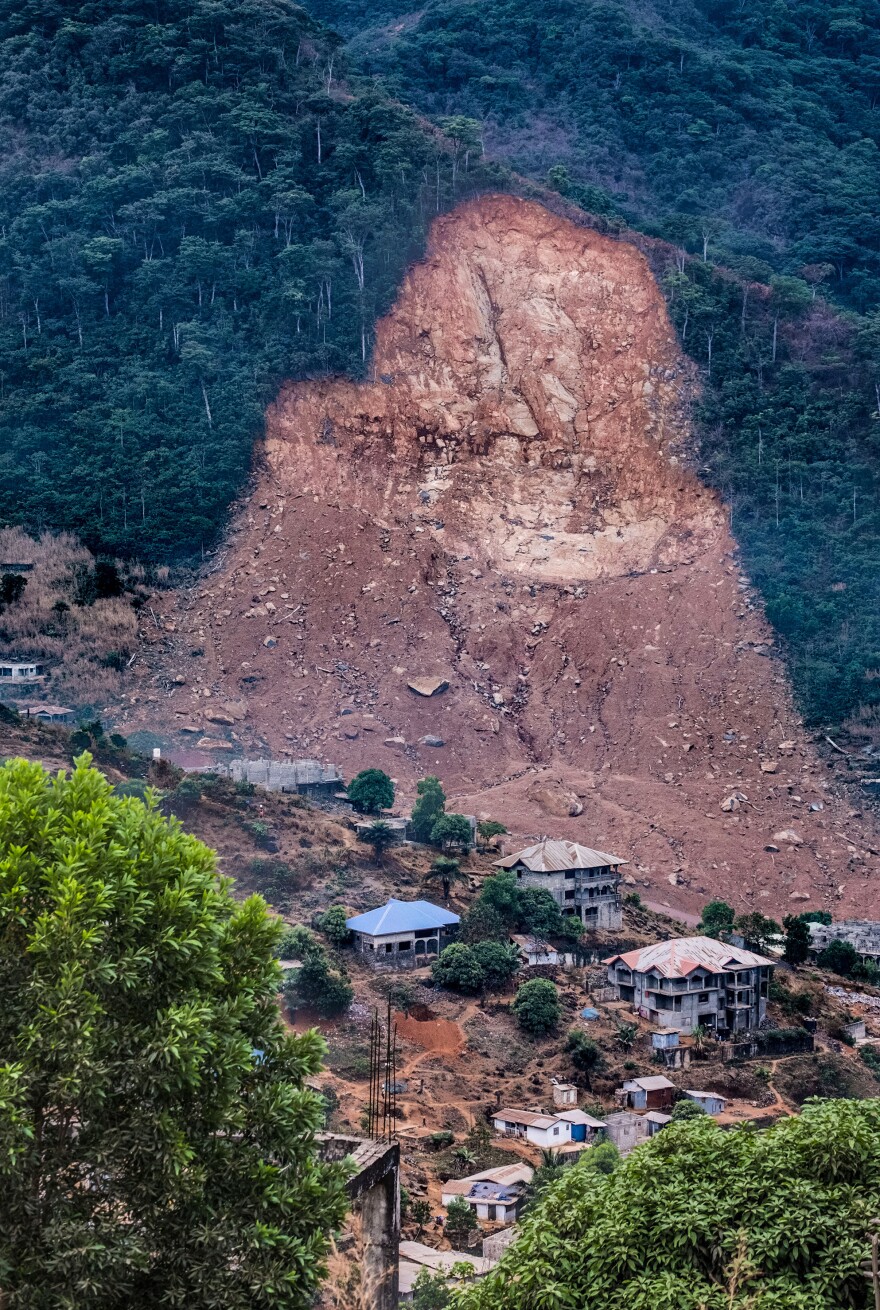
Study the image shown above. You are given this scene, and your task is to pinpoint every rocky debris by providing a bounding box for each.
[263,636,277,648]
[789,891,811,901]
[420,735,445,747]
[120,194,880,920]
[206,710,235,726]
[721,791,748,812]
[407,676,449,697]
[760,760,778,774]
[773,829,804,846]
[196,737,233,750]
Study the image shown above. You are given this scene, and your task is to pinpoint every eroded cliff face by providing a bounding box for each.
[125,195,879,917]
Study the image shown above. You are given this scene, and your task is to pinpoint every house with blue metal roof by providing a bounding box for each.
[346,899,460,967]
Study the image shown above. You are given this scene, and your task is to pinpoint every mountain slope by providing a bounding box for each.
[116,195,880,920]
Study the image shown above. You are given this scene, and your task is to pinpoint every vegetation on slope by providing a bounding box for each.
[458,1099,880,1310]
[0,753,347,1305]
[307,0,880,733]
[0,0,498,560]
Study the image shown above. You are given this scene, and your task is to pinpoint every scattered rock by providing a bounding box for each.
[420,735,445,747]
[206,711,235,726]
[196,738,234,750]
[789,891,810,901]
[721,791,748,812]
[407,675,449,697]
[342,727,360,740]
[568,799,583,817]
[760,760,778,774]
[773,829,803,845]
[764,844,779,853]
[223,700,247,720]
[263,636,277,648]
[384,736,407,748]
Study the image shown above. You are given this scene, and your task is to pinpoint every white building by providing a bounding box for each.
[441,1163,533,1223]
[684,1089,726,1115]
[492,1109,572,1149]
[346,899,459,968]
[494,839,624,929]
[0,661,45,682]
[604,936,774,1034]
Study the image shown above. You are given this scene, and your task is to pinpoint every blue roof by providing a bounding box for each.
[346,898,460,936]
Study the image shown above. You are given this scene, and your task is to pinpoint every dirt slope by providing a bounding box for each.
[117,194,879,918]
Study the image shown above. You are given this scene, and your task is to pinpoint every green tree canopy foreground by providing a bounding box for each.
[457,1099,880,1310]
[0,755,348,1306]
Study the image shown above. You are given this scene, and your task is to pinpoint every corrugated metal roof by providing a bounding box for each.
[495,838,626,872]
[346,898,460,935]
[623,1075,676,1091]
[604,935,774,977]
[494,1109,557,1129]
[645,1111,673,1124]
[556,1110,606,1128]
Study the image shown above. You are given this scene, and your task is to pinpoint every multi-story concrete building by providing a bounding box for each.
[603,936,774,1035]
[494,839,625,930]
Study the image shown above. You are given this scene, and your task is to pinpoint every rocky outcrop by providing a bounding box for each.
[123,195,879,918]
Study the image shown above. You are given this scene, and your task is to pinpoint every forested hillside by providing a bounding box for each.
[306,0,880,732]
[0,0,497,558]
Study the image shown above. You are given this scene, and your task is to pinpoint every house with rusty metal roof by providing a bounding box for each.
[604,936,774,1036]
[441,1163,533,1223]
[494,838,625,931]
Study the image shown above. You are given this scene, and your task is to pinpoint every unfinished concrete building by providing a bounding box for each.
[494,838,625,930]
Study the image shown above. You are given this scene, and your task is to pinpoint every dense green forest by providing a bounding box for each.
[0,0,498,558]
[305,0,880,733]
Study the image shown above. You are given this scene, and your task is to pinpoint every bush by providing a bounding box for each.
[445,1196,479,1247]
[317,905,351,948]
[512,979,561,1036]
[518,887,565,937]
[471,940,520,991]
[431,813,473,850]
[346,768,394,815]
[860,1046,880,1076]
[432,944,486,994]
[282,927,353,1016]
[566,1029,604,1088]
[817,939,860,977]
[670,1098,707,1121]
[699,899,735,936]
[459,902,507,944]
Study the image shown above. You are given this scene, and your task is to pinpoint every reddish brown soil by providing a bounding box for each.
[115,194,879,919]
[394,1009,465,1056]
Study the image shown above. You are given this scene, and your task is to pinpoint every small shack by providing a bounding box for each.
[492,1110,572,1149]
[510,934,559,967]
[346,899,459,967]
[554,1109,605,1143]
[19,702,73,723]
[441,1163,533,1223]
[650,1030,691,1071]
[684,1089,726,1116]
[602,1111,648,1156]
[617,1075,676,1112]
[645,1111,672,1137]
[551,1080,578,1109]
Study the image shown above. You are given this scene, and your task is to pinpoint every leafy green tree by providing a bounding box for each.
[411,1197,432,1236]
[0,755,347,1305]
[518,887,565,938]
[733,911,780,952]
[432,943,485,994]
[471,940,520,991]
[459,901,507,944]
[409,776,446,844]
[411,1268,452,1310]
[670,1098,707,1122]
[318,904,352,948]
[444,1195,478,1247]
[800,910,833,925]
[347,768,394,815]
[458,1100,880,1309]
[565,1029,604,1090]
[431,813,473,851]
[700,899,735,937]
[476,819,507,848]
[783,915,811,966]
[283,928,353,1016]
[817,938,860,977]
[477,872,521,925]
[512,979,561,1037]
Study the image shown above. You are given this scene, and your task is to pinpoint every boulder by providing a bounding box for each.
[773,829,803,845]
[407,675,449,697]
[420,735,445,747]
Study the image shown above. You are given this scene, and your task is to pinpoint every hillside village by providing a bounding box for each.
[2,707,880,1305]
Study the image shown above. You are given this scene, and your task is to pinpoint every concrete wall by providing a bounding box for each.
[514,863,622,930]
